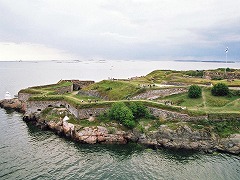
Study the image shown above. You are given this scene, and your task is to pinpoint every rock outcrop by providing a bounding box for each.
[135,125,240,154]
[22,114,240,155]
[0,99,24,112]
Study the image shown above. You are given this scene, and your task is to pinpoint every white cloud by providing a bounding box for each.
[0,0,239,60]
[0,42,77,61]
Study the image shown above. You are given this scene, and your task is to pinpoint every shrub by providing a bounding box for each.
[128,102,151,119]
[211,83,229,96]
[108,102,135,128]
[188,85,202,98]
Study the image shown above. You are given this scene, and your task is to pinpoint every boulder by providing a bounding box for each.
[217,134,240,154]
[0,99,24,112]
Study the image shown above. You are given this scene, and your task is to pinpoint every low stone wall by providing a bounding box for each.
[132,88,187,100]
[78,108,109,119]
[55,85,73,94]
[61,80,95,90]
[204,71,240,80]
[26,101,65,115]
[23,98,209,122]
[25,100,108,120]
[26,100,79,119]
[148,107,207,121]
[78,90,109,100]
[18,92,32,102]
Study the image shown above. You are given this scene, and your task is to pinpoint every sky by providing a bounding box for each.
[0,0,240,61]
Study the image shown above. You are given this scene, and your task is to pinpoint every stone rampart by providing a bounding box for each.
[132,88,187,100]
[204,71,240,80]
[78,90,109,100]
[26,101,65,115]
[78,108,109,119]
[55,85,73,94]
[24,99,207,122]
[18,92,32,102]
[61,80,95,90]
[148,107,207,121]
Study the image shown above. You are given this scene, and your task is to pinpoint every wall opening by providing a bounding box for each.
[60,104,65,107]
[89,114,93,117]
[48,105,53,107]
[37,109,41,111]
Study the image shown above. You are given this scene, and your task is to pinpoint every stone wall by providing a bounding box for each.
[78,90,109,100]
[26,101,65,115]
[78,108,109,119]
[23,97,209,122]
[55,85,73,94]
[25,100,108,120]
[148,107,207,121]
[61,80,95,90]
[132,88,187,100]
[18,92,32,102]
[204,71,240,80]
[25,100,79,119]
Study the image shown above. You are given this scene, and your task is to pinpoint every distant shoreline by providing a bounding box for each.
[175,60,236,63]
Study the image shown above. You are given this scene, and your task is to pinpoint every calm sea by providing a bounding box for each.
[0,60,239,180]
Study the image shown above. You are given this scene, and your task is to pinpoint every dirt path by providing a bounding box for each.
[202,90,207,110]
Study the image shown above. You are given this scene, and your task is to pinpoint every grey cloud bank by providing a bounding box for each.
[0,0,239,61]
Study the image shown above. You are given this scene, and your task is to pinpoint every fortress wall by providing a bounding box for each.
[148,107,207,121]
[18,93,32,102]
[132,88,187,100]
[204,71,240,80]
[55,85,73,94]
[25,100,79,118]
[26,101,65,115]
[78,108,109,119]
[61,80,95,91]
[64,102,79,118]
[25,100,207,121]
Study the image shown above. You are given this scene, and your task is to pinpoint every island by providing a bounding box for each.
[1,68,240,154]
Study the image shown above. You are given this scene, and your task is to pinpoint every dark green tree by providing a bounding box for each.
[108,102,135,128]
[128,102,151,119]
[211,83,229,96]
[188,85,202,98]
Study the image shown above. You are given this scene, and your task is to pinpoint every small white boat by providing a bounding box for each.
[5,92,11,100]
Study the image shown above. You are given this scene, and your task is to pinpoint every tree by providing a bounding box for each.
[128,102,151,119]
[188,85,202,98]
[108,102,135,128]
[211,83,229,96]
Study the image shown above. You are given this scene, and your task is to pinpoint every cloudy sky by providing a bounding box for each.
[0,0,239,61]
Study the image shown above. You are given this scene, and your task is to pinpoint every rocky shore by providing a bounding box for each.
[1,99,239,155]
[23,113,240,155]
[0,99,24,112]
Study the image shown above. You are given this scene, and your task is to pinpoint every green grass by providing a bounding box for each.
[19,88,45,94]
[160,92,203,107]
[158,87,240,114]
[204,89,239,107]
[188,119,240,138]
[73,94,100,101]
[68,119,100,127]
[43,81,72,90]
[19,81,73,95]
[29,95,65,101]
[83,80,141,100]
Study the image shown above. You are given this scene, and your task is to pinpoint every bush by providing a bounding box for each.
[211,83,229,96]
[108,102,135,128]
[188,85,202,98]
[128,102,151,119]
